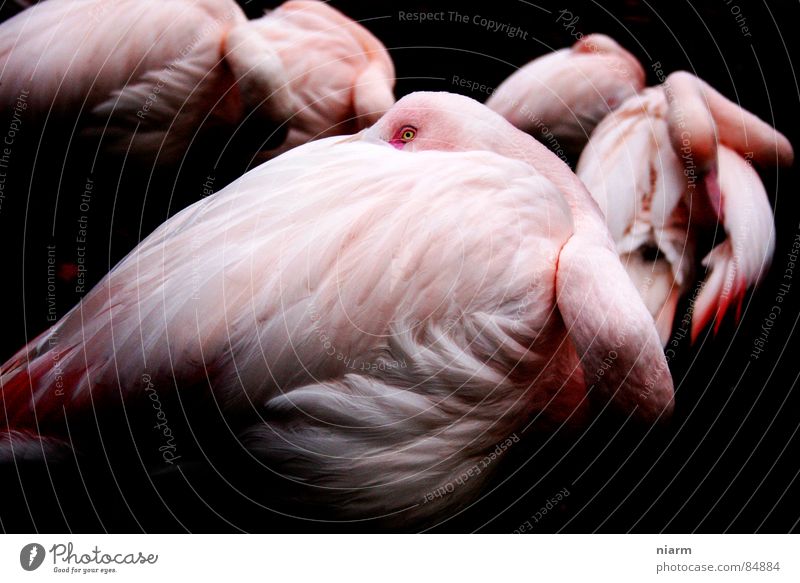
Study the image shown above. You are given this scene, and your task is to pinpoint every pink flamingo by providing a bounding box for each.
[486,34,645,158]
[0,92,671,524]
[0,0,395,164]
[577,71,793,343]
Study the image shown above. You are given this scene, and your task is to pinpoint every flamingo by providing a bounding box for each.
[0,0,395,166]
[576,71,794,344]
[0,0,396,360]
[0,92,672,525]
[486,33,645,159]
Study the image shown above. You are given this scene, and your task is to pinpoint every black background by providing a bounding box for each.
[1,0,799,532]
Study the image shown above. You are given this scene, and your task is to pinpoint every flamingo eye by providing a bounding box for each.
[399,126,416,142]
[388,125,417,149]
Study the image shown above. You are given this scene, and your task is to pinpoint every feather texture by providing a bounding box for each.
[577,73,789,344]
[1,92,673,524]
[1,136,583,522]
[487,34,644,157]
[0,0,394,165]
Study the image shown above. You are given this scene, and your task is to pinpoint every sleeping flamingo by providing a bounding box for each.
[0,0,396,360]
[0,92,672,525]
[486,33,645,159]
[576,71,793,343]
[0,0,395,166]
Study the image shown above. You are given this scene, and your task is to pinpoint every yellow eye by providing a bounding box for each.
[401,127,416,141]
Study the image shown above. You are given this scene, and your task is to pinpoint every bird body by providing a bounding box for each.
[576,87,693,342]
[487,36,791,343]
[252,0,396,158]
[0,0,286,162]
[0,0,396,361]
[577,73,792,343]
[0,0,395,163]
[1,92,672,524]
[486,34,645,158]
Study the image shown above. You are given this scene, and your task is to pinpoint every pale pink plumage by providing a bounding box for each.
[0,0,395,164]
[253,0,396,159]
[486,34,645,157]
[577,71,793,343]
[0,92,671,524]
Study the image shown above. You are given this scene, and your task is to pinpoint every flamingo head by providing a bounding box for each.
[363,91,590,204]
[363,91,610,244]
[365,92,533,154]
